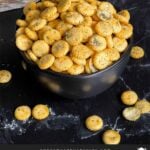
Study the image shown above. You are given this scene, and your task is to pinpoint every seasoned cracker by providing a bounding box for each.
[16,34,33,51]
[53,56,73,71]
[64,11,84,25]
[25,27,38,41]
[103,130,121,145]
[43,29,61,45]
[77,2,95,16]
[32,40,49,57]
[32,104,50,120]
[14,106,31,121]
[38,54,55,70]
[0,70,12,84]
[95,21,113,37]
[68,64,84,75]
[57,0,71,13]
[113,37,128,52]
[123,107,141,121]
[85,115,103,131]
[116,23,133,39]
[121,90,138,106]
[29,18,47,31]
[52,40,69,58]
[135,100,150,114]
[65,27,83,46]
[130,46,145,59]
[88,34,106,52]
[16,19,27,27]
[71,44,93,59]
[93,51,110,70]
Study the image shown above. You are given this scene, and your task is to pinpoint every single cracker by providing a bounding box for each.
[71,57,86,65]
[97,10,112,21]
[99,2,116,14]
[93,51,110,70]
[78,26,93,42]
[48,19,60,28]
[65,27,83,46]
[47,13,59,22]
[42,1,56,8]
[40,7,57,21]
[71,44,93,59]
[108,18,122,34]
[113,37,128,52]
[56,21,73,36]
[43,29,61,45]
[114,10,130,24]
[118,10,130,21]
[0,70,12,84]
[68,64,84,75]
[26,10,41,22]
[122,107,141,121]
[87,58,97,73]
[95,21,113,37]
[29,18,47,31]
[102,130,121,145]
[88,34,106,52]
[16,19,27,27]
[85,115,103,131]
[121,90,138,106]
[16,34,33,51]
[57,0,71,13]
[32,104,50,120]
[25,27,38,41]
[32,40,49,57]
[15,27,25,37]
[130,46,145,59]
[116,23,133,39]
[50,65,62,73]
[27,50,38,62]
[14,105,31,121]
[85,62,92,74]
[105,35,113,48]
[53,56,73,71]
[23,2,37,15]
[52,40,69,57]
[77,2,95,16]
[38,54,55,70]
[135,100,150,114]
[64,11,84,25]
[104,48,120,62]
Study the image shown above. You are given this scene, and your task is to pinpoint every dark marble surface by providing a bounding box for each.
[0,0,150,144]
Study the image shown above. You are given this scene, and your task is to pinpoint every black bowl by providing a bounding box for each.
[19,37,133,99]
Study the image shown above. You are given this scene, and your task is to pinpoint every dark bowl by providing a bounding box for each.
[18,36,133,99]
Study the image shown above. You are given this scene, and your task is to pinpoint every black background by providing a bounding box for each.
[0,0,150,144]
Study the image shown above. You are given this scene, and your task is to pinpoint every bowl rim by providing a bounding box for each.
[19,36,133,79]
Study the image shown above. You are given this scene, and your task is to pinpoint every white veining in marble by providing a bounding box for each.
[139,64,150,68]
[127,63,150,70]
[119,76,131,90]
[135,35,150,45]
